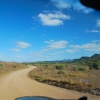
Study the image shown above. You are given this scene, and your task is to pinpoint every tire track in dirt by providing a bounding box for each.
[0,66,100,100]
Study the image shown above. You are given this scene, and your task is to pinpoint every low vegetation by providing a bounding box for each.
[0,62,27,75]
[0,63,3,69]
[28,54,100,95]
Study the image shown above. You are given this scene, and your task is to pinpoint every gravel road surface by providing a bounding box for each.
[0,66,100,100]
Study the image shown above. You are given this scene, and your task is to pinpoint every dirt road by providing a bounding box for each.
[0,66,100,100]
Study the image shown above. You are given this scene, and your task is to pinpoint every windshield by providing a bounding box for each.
[0,0,100,100]
[15,96,54,100]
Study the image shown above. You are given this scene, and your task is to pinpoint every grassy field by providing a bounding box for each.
[29,62,100,95]
[0,62,27,75]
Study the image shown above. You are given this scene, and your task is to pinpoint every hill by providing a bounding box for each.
[74,54,100,62]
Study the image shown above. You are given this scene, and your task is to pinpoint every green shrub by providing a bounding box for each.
[92,60,100,70]
[55,64,65,70]
[12,65,16,68]
[57,70,67,74]
[34,75,44,82]
[0,63,3,69]
[69,73,78,77]
[88,84,93,87]
[73,66,78,71]
[89,60,100,70]
[78,67,85,71]
[44,64,48,68]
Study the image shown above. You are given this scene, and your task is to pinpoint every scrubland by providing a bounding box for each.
[0,62,27,75]
[29,62,100,95]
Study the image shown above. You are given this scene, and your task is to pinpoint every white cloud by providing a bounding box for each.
[73,1,86,11]
[50,0,73,9]
[65,49,79,53]
[10,48,21,52]
[53,51,65,54]
[31,40,68,58]
[73,1,93,14]
[38,11,70,26]
[90,30,100,33]
[16,41,31,48]
[44,40,68,49]
[97,19,100,27]
[10,41,31,53]
[82,8,93,14]
[86,29,100,33]
[70,43,100,52]
[50,0,94,14]
[92,40,100,43]
[85,20,100,33]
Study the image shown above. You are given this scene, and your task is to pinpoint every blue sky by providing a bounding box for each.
[0,0,100,62]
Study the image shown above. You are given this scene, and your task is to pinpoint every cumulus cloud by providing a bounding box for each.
[16,41,31,48]
[38,11,70,26]
[10,41,31,52]
[44,40,68,49]
[32,40,68,57]
[97,19,100,27]
[50,0,94,14]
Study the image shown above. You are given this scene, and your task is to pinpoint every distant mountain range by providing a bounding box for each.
[53,54,100,63]
[18,54,100,63]
[55,59,73,62]
[74,54,100,61]
[37,54,100,63]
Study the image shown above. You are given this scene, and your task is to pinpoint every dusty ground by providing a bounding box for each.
[0,66,100,100]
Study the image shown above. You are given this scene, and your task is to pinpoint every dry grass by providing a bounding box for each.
[29,64,100,94]
[0,62,27,76]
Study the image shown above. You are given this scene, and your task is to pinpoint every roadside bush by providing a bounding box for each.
[12,65,16,68]
[78,67,85,71]
[44,64,48,68]
[73,66,85,71]
[25,63,27,65]
[73,66,78,71]
[55,64,65,70]
[88,84,93,88]
[92,60,100,70]
[89,60,100,70]
[57,70,67,74]
[34,75,44,82]
[69,73,78,77]
[0,63,3,69]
